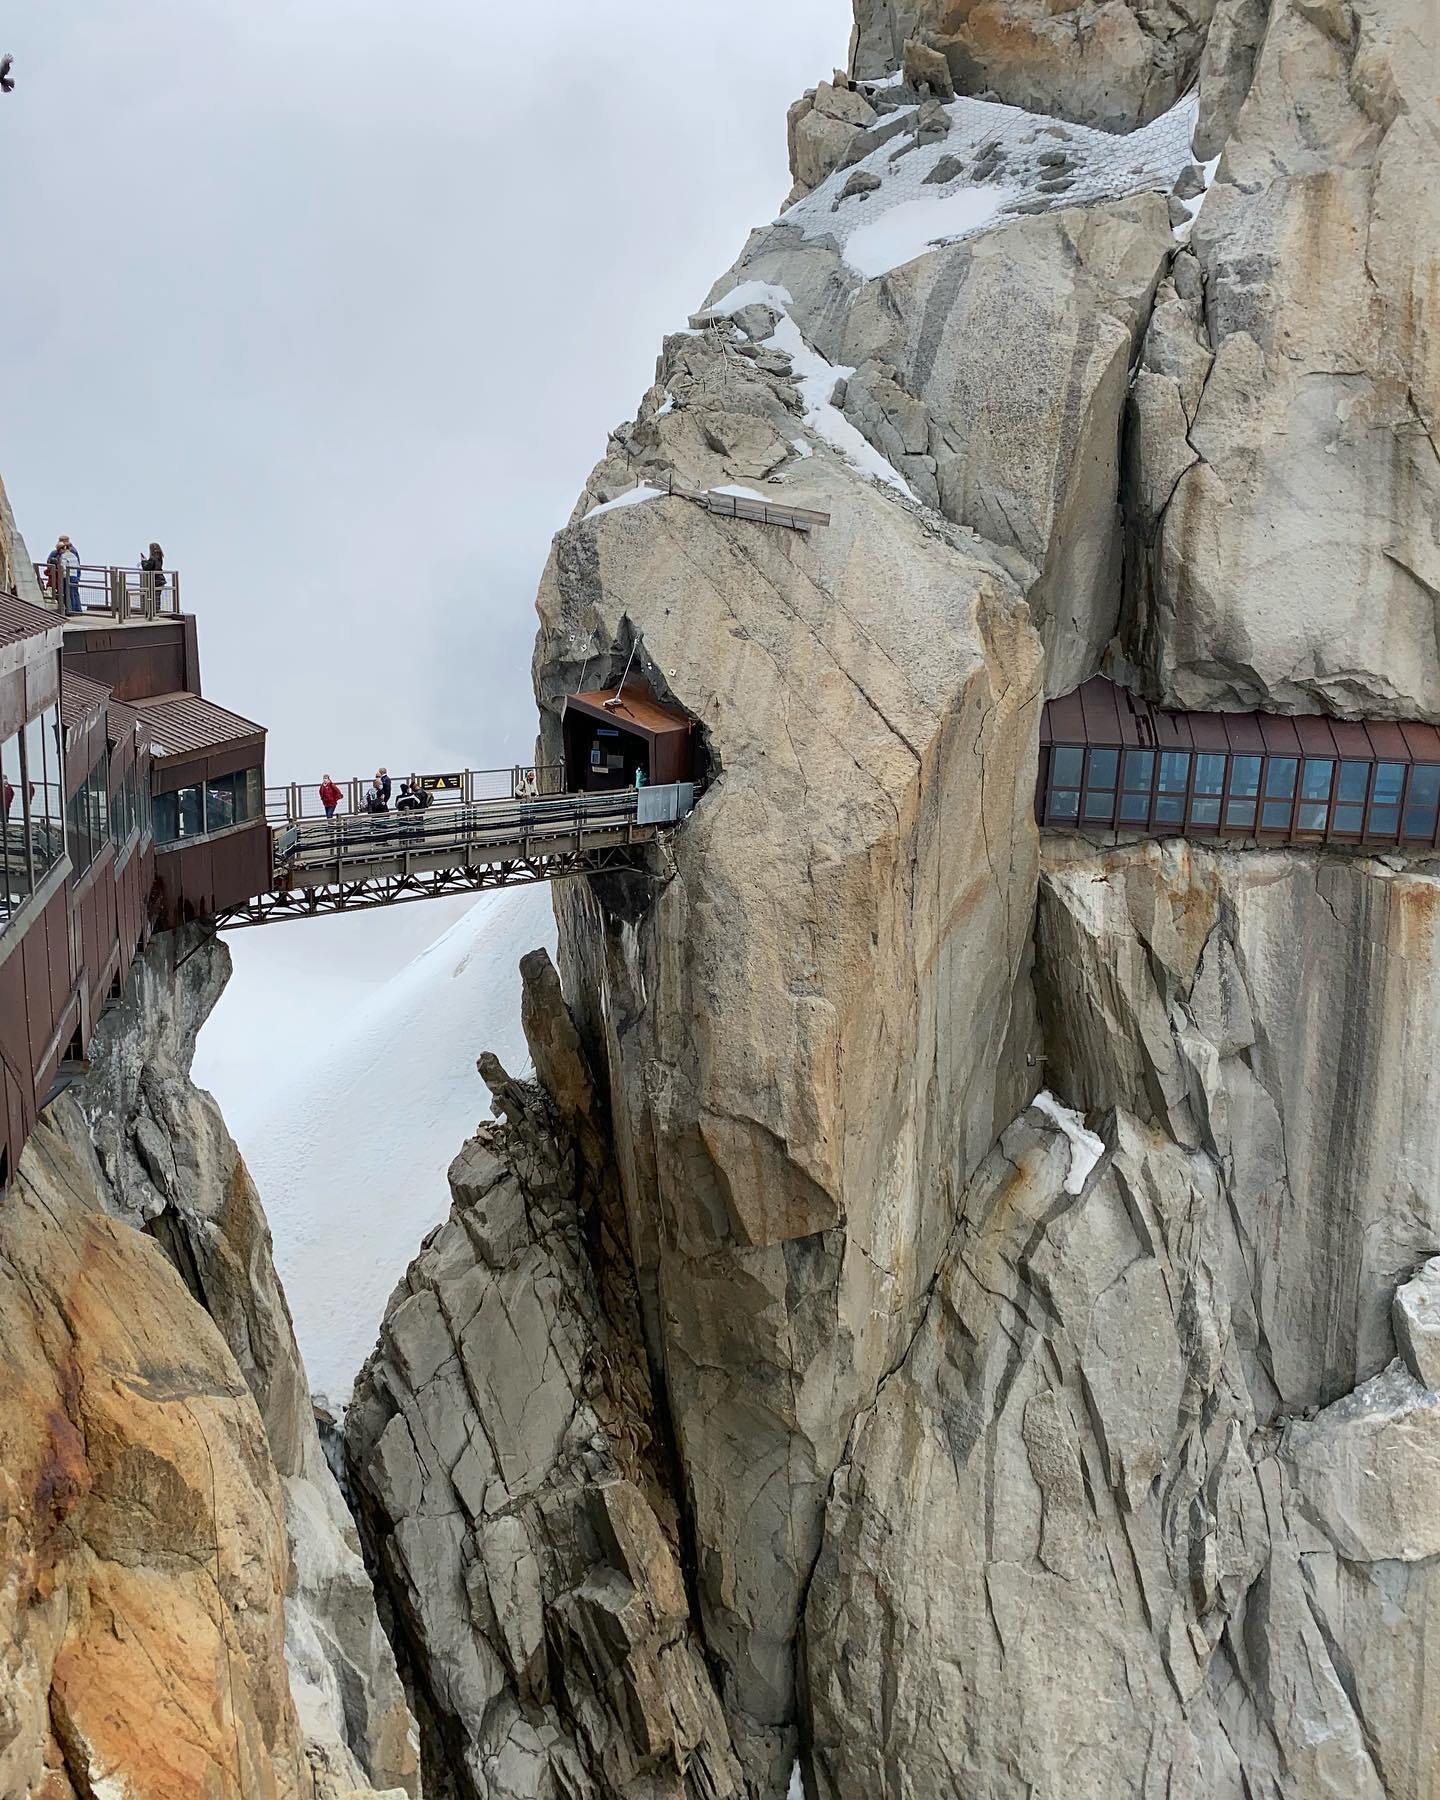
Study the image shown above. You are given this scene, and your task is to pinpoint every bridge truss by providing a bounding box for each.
[214,843,650,929]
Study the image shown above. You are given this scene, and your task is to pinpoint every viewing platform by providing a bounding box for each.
[34,561,183,622]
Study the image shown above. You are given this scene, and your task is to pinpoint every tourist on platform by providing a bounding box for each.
[377,767,392,805]
[318,774,343,820]
[139,542,166,611]
[396,776,432,814]
[363,777,388,815]
[46,536,81,614]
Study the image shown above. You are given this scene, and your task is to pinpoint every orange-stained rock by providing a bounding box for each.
[0,1134,312,1800]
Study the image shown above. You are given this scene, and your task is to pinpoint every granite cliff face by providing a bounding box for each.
[353,0,1437,1795]
[0,931,417,1800]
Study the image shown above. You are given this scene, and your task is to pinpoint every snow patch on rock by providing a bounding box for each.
[783,89,1200,277]
[1030,1090,1106,1194]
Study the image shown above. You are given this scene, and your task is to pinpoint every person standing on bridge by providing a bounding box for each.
[319,774,343,820]
[377,767,392,806]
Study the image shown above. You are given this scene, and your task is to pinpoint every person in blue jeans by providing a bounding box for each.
[46,536,82,613]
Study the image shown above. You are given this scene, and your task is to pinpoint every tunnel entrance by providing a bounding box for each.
[561,683,696,794]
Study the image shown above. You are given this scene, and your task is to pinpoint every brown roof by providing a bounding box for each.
[104,695,146,750]
[1042,677,1440,764]
[60,670,113,730]
[0,591,63,650]
[565,684,692,739]
[132,690,265,757]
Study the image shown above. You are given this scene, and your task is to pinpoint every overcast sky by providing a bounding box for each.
[0,2,846,1098]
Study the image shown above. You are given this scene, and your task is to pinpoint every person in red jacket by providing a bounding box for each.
[318,774,343,820]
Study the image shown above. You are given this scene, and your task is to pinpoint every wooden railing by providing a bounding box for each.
[34,562,182,620]
[264,765,567,826]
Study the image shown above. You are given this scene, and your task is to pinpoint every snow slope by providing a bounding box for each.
[218,886,555,1402]
[784,89,1200,276]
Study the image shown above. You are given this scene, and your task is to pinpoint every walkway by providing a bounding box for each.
[217,781,696,927]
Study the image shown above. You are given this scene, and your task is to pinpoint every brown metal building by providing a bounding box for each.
[0,485,274,1182]
[562,685,695,792]
[1039,678,1440,847]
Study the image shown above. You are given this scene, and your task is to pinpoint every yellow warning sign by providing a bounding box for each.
[419,773,463,793]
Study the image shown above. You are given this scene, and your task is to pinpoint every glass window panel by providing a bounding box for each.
[1082,789,1116,821]
[242,768,262,822]
[1,732,28,918]
[66,779,93,876]
[1086,749,1118,788]
[153,790,179,845]
[1119,793,1150,823]
[1297,802,1329,831]
[1154,794,1186,823]
[1052,747,1083,786]
[1122,750,1154,791]
[1194,753,1226,796]
[1337,761,1370,803]
[1263,758,1297,798]
[1402,804,1437,840]
[206,773,236,834]
[1261,800,1293,830]
[1333,804,1365,833]
[1191,797,1222,825]
[87,757,108,848]
[1048,789,1079,822]
[1159,751,1190,793]
[177,784,203,839]
[1300,760,1334,802]
[1407,766,1440,808]
[1224,799,1257,829]
[1368,805,1400,837]
[1373,762,1405,804]
[23,708,64,880]
[1228,755,1261,799]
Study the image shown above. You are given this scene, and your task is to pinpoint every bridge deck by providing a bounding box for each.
[217,783,694,927]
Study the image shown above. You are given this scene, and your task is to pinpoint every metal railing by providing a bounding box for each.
[35,561,182,621]
[275,784,659,874]
[265,765,567,825]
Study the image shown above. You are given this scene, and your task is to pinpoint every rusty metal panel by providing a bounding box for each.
[1222,713,1266,752]
[1258,715,1303,754]
[1295,716,1338,755]
[1046,688,1086,743]
[1078,679,1124,745]
[61,623,190,703]
[1190,713,1230,750]
[1363,720,1410,758]
[1398,721,1440,760]
[1330,719,1372,756]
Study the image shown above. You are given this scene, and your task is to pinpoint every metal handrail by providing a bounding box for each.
[265,765,568,825]
[34,561,182,621]
[277,786,644,871]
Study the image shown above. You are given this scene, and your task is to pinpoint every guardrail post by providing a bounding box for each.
[170,571,181,614]
[289,782,302,825]
[112,567,129,621]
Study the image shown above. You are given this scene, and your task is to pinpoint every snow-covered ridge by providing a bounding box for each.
[783,89,1201,279]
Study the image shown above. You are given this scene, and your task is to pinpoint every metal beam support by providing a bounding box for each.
[213,843,649,930]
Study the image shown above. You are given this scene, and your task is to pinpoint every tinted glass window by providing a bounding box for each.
[1368,762,1405,836]
[1119,793,1150,823]
[1336,762,1370,807]
[1158,752,1190,793]
[1122,751,1153,790]
[153,790,179,845]
[1402,764,1440,840]
[1190,753,1225,825]
[177,785,203,839]
[1052,747,1083,786]
[1,732,29,921]
[23,707,65,880]
[1300,760,1333,801]
[1086,749,1118,789]
[206,774,237,834]
[1228,756,1261,799]
[1048,788,1079,822]
[1264,758,1297,798]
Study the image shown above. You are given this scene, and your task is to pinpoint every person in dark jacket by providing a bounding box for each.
[139,542,165,612]
[376,767,392,805]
